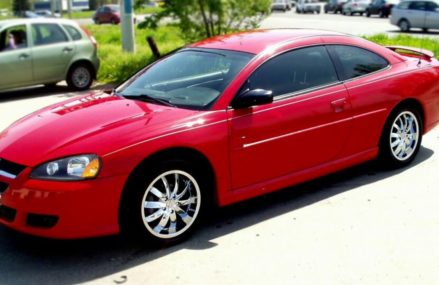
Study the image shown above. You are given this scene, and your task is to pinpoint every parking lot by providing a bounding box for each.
[262,9,439,38]
[1,11,439,285]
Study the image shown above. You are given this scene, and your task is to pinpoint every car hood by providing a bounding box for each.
[0,92,203,167]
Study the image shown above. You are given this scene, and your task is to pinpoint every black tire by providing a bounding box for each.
[119,159,211,245]
[111,18,117,25]
[398,19,411,32]
[422,28,429,33]
[66,63,94,91]
[379,107,423,168]
[359,12,363,16]
[366,10,371,17]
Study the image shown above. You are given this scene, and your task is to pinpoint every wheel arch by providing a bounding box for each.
[388,98,425,133]
[120,146,218,207]
[66,59,97,80]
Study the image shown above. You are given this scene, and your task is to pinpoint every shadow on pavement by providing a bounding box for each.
[387,29,439,36]
[0,146,434,284]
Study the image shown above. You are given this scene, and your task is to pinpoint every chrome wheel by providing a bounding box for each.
[389,111,419,161]
[71,66,91,89]
[141,170,201,239]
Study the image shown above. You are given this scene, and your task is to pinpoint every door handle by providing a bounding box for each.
[63,47,73,52]
[331,98,347,113]
[19,53,29,60]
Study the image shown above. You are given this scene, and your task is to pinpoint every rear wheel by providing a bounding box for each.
[379,108,422,168]
[66,64,94,91]
[120,160,209,245]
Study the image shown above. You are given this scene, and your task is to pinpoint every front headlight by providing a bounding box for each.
[30,154,101,180]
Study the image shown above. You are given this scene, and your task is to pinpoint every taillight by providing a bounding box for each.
[80,26,98,50]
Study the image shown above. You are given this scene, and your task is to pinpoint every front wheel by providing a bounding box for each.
[379,108,422,168]
[120,160,208,245]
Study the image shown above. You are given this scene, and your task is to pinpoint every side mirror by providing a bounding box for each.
[232,89,273,109]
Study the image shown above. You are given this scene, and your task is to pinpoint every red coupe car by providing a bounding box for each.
[1,29,439,244]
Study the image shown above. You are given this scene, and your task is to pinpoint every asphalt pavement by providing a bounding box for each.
[1,11,439,285]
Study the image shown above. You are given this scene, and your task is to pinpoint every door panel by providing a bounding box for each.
[30,23,75,83]
[229,84,352,189]
[0,24,32,89]
[0,48,33,89]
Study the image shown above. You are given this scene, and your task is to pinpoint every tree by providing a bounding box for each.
[12,0,30,15]
[140,0,271,41]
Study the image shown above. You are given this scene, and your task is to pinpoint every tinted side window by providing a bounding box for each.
[328,45,388,80]
[243,46,339,97]
[63,25,82,41]
[409,1,426,10]
[398,1,410,9]
[426,1,438,11]
[32,24,68,46]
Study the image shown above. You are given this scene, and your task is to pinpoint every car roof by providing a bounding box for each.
[0,18,79,28]
[189,29,345,54]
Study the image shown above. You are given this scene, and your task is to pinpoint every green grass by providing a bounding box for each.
[87,24,185,83]
[134,6,163,14]
[66,10,95,19]
[0,0,11,9]
[364,34,439,55]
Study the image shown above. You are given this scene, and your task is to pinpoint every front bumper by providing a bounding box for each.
[0,167,127,239]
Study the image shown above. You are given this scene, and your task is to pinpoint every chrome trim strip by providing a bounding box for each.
[243,117,352,148]
[0,170,16,179]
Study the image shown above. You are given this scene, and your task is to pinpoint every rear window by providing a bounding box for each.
[62,24,82,41]
[328,45,389,80]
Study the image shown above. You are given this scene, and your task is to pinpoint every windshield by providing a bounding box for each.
[117,49,254,110]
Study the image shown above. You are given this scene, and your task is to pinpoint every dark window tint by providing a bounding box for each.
[32,24,68,46]
[409,1,426,10]
[328,45,388,80]
[242,46,338,97]
[63,25,82,41]
[426,1,438,11]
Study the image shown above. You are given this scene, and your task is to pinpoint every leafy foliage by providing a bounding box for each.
[12,0,29,15]
[139,0,271,41]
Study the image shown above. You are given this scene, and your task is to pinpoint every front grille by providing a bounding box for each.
[0,158,26,179]
[0,205,17,222]
[26,213,59,228]
[0,181,8,193]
